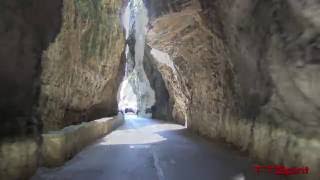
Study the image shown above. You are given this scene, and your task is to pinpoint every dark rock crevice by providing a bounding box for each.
[0,0,63,139]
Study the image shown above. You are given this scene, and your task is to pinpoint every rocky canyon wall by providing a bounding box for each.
[145,0,320,178]
[0,0,125,179]
[143,46,173,121]
[39,0,125,131]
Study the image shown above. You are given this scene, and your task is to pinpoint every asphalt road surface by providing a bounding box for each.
[32,115,285,180]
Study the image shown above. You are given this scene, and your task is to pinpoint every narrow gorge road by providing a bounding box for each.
[33,115,284,180]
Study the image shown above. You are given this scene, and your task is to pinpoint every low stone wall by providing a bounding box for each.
[0,115,123,180]
[0,138,39,180]
[220,117,320,180]
[41,115,124,167]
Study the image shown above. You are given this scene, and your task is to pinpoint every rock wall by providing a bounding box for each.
[0,0,125,179]
[143,46,173,120]
[39,0,125,131]
[0,0,62,140]
[0,1,62,179]
[146,0,233,128]
[145,0,320,178]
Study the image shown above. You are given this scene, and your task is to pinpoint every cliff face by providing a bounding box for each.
[146,0,234,129]
[0,0,125,135]
[143,46,173,121]
[145,0,320,177]
[0,0,125,179]
[39,0,125,131]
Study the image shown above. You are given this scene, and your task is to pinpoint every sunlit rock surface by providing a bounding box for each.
[118,0,155,117]
[145,0,320,178]
[39,0,125,131]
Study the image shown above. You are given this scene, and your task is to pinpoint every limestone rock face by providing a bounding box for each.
[211,0,320,128]
[143,46,173,121]
[146,0,233,128]
[0,0,125,179]
[145,0,320,177]
[39,0,125,131]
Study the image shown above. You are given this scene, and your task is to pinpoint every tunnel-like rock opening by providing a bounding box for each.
[118,0,155,118]
[117,0,172,120]
[1,0,320,179]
